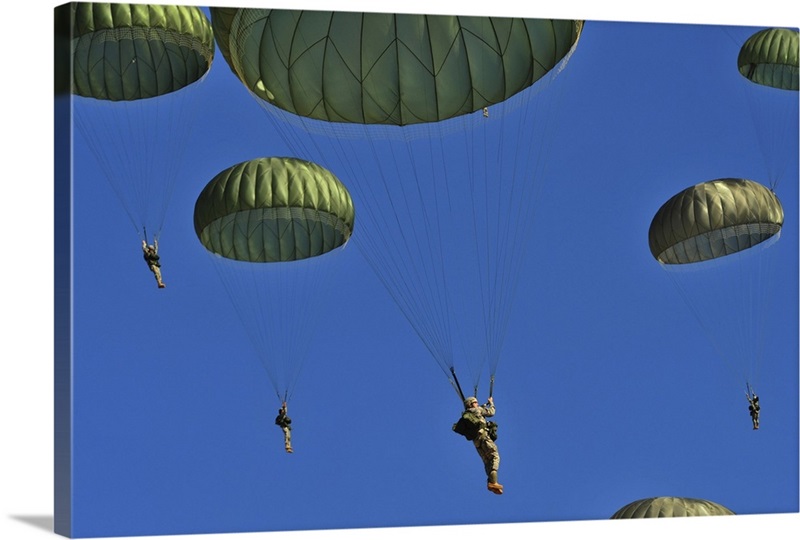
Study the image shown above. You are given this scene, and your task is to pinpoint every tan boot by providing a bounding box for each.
[285,446,293,453]
[487,471,503,495]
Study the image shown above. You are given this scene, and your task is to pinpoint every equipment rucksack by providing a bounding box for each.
[486,420,498,441]
[452,410,482,440]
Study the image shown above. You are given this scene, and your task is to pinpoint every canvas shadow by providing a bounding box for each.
[10,514,54,533]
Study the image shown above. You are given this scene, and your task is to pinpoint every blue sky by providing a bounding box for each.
[2,1,799,540]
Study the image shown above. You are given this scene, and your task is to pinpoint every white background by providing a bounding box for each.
[2,0,797,539]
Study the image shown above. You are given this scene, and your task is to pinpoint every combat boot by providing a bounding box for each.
[487,471,503,495]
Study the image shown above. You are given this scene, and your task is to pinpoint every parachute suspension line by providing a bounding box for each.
[740,84,793,193]
[119,100,149,227]
[492,98,520,373]
[347,124,453,372]
[141,226,161,246]
[744,219,781,389]
[736,238,760,387]
[419,118,472,377]
[486,71,566,379]
[399,121,456,371]
[502,72,561,377]
[284,256,325,399]
[729,27,798,194]
[714,204,782,392]
[663,265,749,386]
[252,97,458,379]
[720,25,747,50]
[481,98,516,382]
[249,54,457,378]
[482,106,498,386]
[470,101,496,386]
[476,28,519,384]
[491,94,532,376]
[450,366,466,404]
[205,250,325,403]
[491,65,572,380]
[283,107,457,380]
[147,89,196,238]
[745,381,758,401]
[135,96,166,238]
[449,365,496,407]
[74,80,203,242]
[448,106,505,389]
[74,102,143,237]
[330,118,453,371]
[244,263,284,394]
[205,253,281,398]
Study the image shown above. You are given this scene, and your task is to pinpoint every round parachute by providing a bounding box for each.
[194,157,355,262]
[193,157,355,402]
[647,177,785,394]
[734,27,799,191]
[209,8,583,400]
[212,9,581,126]
[737,27,799,91]
[648,178,784,265]
[72,2,215,101]
[71,3,215,242]
[611,496,735,518]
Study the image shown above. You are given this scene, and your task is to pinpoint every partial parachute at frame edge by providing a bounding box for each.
[206,8,584,404]
[71,2,215,261]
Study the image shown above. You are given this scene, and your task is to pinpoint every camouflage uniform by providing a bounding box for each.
[142,240,165,288]
[464,397,502,494]
[275,406,293,453]
[748,394,760,430]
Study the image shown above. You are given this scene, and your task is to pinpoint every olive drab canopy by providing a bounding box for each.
[194,157,355,263]
[194,157,355,402]
[208,8,583,401]
[71,3,215,243]
[71,2,215,101]
[648,178,784,265]
[648,178,785,390]
[737,27,799,91]
[210,8,582,125]
[610,497,736,519]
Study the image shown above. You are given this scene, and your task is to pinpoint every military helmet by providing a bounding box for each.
[464,396,478,407]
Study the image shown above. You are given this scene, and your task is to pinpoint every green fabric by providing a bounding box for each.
[611,497,735,518]
[452,410,482,440]
[194,157,355,263]
[210,9,582,125]
[738,27,799,91]
[648,178,784,265]
[72,3,215,101]
[209,7,238,76]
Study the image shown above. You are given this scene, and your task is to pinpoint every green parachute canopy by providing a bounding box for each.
[611,496,736,519]
[194,157,355,402]
[194,157,355,263]
[211,8,581,125]
[648,178,784,265]
[737,27,799,91]
[72,2,215,101]
[209,8,583,400]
